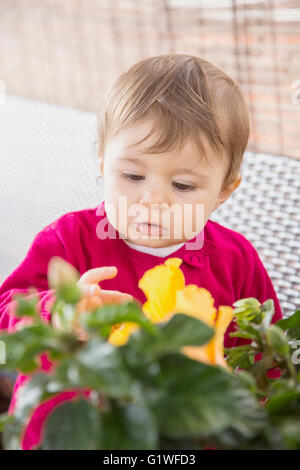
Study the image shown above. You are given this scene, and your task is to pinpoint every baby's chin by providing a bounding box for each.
[122,230,185,248]
[130,237,177,247]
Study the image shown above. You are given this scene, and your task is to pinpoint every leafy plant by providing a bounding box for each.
[0,257,299,450]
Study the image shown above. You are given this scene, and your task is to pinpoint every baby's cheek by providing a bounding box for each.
[182,207,206,238]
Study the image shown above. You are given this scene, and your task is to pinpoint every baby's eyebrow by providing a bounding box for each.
[172,168,210,180]
[118,157,144,165]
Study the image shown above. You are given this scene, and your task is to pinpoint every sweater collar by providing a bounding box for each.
[122,238,186,257]
[116,224,217,267]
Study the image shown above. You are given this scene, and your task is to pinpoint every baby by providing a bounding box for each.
[0,54,283,450]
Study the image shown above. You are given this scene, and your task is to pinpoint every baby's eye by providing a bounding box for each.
[173,181,196,192]
[122,173,145,182]
[121,173,196,191]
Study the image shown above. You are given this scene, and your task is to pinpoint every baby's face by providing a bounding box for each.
[99,119,234,248]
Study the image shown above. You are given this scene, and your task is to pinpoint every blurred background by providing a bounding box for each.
[1,0,300,156]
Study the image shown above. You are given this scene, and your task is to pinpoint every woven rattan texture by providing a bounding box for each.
[210,152,300,317]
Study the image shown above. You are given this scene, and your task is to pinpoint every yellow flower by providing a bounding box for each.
[181,305,234,372]
[108,257,235,372]
[170,282,234,371]
[138,258,185,324]
[108,258,184,346]
[174,284,217,327]
[108,322,140,346]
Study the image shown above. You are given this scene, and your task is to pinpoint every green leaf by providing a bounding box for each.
[12,373,50,422]
[1,373,51,449]
[266,325,290,356]
[152,354,265,440]
[233,298,261,308]
[52,300,77,332]
[98,324,113,339]
[286,327,300,341]
[49,337,133,399]
[225,347,256,369]
[235,370,258,394]
[40,399,103,450]
[0,412,13,432]
[0,323,60,373]
[233,298,262,324]
[56,284,81,304]
[80,301,158,336]
[266,390,300,415]
[1,414,24,450]
[276,310,300,341]
[276,310,300,330]
[126,313,214,357]
[211,385,266,447]
[278,417,300,450]
[229,329,258,341]
[159,437,203,450]
[102,400,159,450]
[13,292,39,317]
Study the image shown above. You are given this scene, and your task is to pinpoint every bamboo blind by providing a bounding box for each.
[0,0,299,158]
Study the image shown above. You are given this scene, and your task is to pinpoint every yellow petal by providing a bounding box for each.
[181,305,234,371]
[174,285,217,327]
[213,306,235,371]
[181,343,214,365]
[108,322,140,346]
[176,286,217,367]
[138,257,185,323]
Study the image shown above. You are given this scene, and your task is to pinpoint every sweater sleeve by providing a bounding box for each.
[0,222,91,450]
[0,226,67,332]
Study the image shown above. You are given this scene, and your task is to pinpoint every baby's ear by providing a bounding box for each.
[233,174,242,190]
[98,155,104,177]
[213,174,242,212]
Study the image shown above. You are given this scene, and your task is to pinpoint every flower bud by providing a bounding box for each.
[48,257,79,289]
[266,324,289,356]
[48,257,81,304]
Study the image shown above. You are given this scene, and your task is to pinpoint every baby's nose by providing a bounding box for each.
[139,189,169,208]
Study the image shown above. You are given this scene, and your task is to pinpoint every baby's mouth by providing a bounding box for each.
[136,222,166,235]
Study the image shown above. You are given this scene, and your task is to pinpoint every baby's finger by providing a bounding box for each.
[99,290,133,304]
[75,296,89,317]
[86,295,104,311]
[78,283,102,298]
[78,266,118,286]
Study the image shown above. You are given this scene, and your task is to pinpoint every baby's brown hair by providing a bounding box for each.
[97,53,250,190]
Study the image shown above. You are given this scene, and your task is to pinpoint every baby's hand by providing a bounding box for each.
[52,266,133,341]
